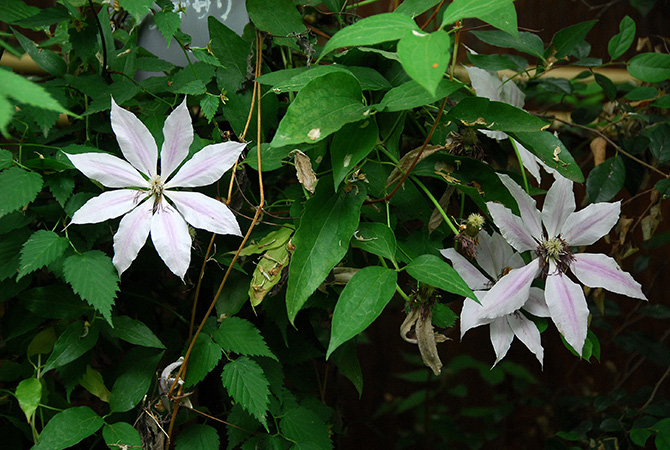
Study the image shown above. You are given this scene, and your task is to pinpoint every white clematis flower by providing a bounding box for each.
[480,174,647,355]
[442,231,549,367]
[66,98,245,280]
[465,65,557,183]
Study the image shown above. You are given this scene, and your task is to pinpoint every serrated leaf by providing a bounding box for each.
[175,79,207,95]
[405,254,475,299]
[441,0,515,28]
[16,377,41,422]
[398,29,451,96]
[375,79,463,112]
[551,20,597,59]
[0,228,29,280]
[43,321,99,373]
[586,156,625,203]
[154,10,181,47]
[350,222,397,261]
[213,317,277,360]
[109,348,163,413]
[280,406,333,450]
[327,266,397,359]
[286,179,366,323]
[63,250,119,324]
[0,70,70,115]
[0,148,13,169]
[103,422,142,450]
[184,334,223,387]
[18,230,69,279]
[608,15,636,60]
[46,174,75,207]
[32,407,104,450]
[0,167,43,218]
[319,13,419,59]
[226,404,260,450]
[117,0,153,21]
[79,365,110,403]
[109,316,165,349]
[221,356,270,428]
[175,424,220,450]
[200,95,219,122]
[271,72,369,147]
[628,53,670,83]
[432,303,458,328]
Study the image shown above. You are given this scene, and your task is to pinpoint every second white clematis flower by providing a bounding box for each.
[442,231,549,367]
[480,174,647,355]
[66,98,245,279]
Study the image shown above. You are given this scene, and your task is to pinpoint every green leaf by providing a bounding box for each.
[655,418,670,449]
[175,79,207,95]
[0,149,13,169]
[629,428,653,447]
[395,0,443,18]
[208,17,250,76]
[16,377,41,421]
[260,65,390,93]
[221,356,270,428]
[103,422,142,450]
[154,10,181,47]
[280,406,333,450]
[472,30,545,59]
[27,327,57,357]
[271,72,369,147]
[350,222,397,261]
[655,179,670,199]
[286,180,367,323]
[375,79,463,112]
[478,2,518,38]
[586,156,626,203]
[0,70,69,114]
[12,30,66,76]
[509,131,584,182]
[184,334,223,387]
[247,0,306,37]
[32,407,103,450]
[0,229,29,280]
[468,53,528,72]
[43,321,99,373]
[551,20,597,59]
[21,285,92,319]
[175,424,220,450]
[117,0,153,21]
[320,13,419,59]
[608,15,636,60]
[644,123,670,163]
[109,348,163,413]
[331,118,378,188]
[594,73,617,101]
[0,0,39,24]
[447,97,548,133]
[108,316,165,349]
[46,174,75,207]
[405,254,475,299]
[652,95,670,108]
[624,86,657,101]
[397,29,451,96]
[629,53,670,83]
[213,317,277,360]
[79,365,110,403]
[18,230,69,280]
[200,95,219,122]
[431,303,458,328]
[330,339,363,396]
[0,167,43,219]
[226,404,261,450]
[63,250,119,324]
[440,0,515,28]
[327,266,397,358]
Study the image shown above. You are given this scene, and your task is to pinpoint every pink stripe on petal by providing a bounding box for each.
[167,190,242,236]
[66,152,147,188]
[545,270,589,356]
[542,176,575,238]
[151,201,192,280]
[561,201,620,246]
[487,202,537,253]
[498,174,543,241]
[440,248,489,290]
[112,200,153,275]
[165,141,246,189]
[571,253,647,300]
[160,98,193,179]
[480,259,540,319]
[71,189,145,224]
[111,98,158,177]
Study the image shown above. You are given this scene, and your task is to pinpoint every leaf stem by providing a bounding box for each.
[510,137,531,193]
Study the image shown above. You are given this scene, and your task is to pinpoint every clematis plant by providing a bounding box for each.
[480,174,647,355]
[442,230,549,367]
[65,98,246,279]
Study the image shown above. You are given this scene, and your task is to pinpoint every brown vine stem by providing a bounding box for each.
[166,30,266,447]
[551,116,670,179]
[420,0,446,30]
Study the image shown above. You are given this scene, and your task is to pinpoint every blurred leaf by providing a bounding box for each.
[247,0,305,36]
[117,0,153,21]
[594,73,617,101]
[79,365,110,403]
[32,407,103,450]
[0,149,13,169]
[330,339,363,397]
[375,79,463,112]
[472,30,544,59]
[175,424,220,450]
[586,156,625,203]
[608,15,636,60]
[103,422,142,450]
[16,377,41,422]
[43,321,99,373]
[655,418,670,449]
[628,53,670,83]
[21,285,91,319]
[18,230,69,280]
[213,317,277,361]
[440,0,514,28]
[431,303,458,328]
[397,29,451,96]
[221,356,270,428]
[12,29,66,76]
[0,229,29,280]
[0,0,39,24]
[109,316,165,349]
[351,222,397,261]
[551,20,597,59]
[327,266,397,358]
[624,86,657,100]
[629,428,653,447]
[395,0,442,17]
[0,167,43,219]
[280,406,333,449]
[644,123,670,163]
[406,254,475,299]
[109,348,163,413]
[467,53,528,72]
[27,327,57,357]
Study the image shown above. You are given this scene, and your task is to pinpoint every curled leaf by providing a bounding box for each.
[290,149,318,193]
[400,306,448,376]
[386,144,444,188]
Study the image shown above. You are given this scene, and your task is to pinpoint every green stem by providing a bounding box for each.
[412,177,459,235]
[510,137,531,194]
[344,0,381,10]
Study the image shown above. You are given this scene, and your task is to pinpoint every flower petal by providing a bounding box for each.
[71,189,147,224]
[466,66,503,102]
[544,267,589,356]
[66,152,147,188]
[166,190,242,236]
[490,317,514,367]
[561,201,621,246]
[480,129,509,141]
[477,231,524,279]
[441,248,490,290]
[487,202,537,253]
[542,176,575,238]
[112,199,153,276]
[111,98,158,177]
[500,76,526,109]
[479,259,540,319]
[515,140,542,184]
[165,141,246,188]
[523,287,550,317]
[151,200,192,280]
[160,98,193,179]
[507,312,544,367]
[498,174,543,241]
[571,253,647,300]
[460,292,490,338]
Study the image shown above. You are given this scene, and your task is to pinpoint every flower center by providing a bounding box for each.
[149,175,165,212]
[537,236,574,276]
